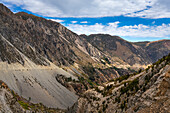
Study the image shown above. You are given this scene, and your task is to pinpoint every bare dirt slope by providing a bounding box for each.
[0,34,78,109]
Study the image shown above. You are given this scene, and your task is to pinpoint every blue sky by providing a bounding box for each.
[1,0,170,42]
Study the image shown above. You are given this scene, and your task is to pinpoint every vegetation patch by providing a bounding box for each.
[115,74,130,83]
[103,57,111,64]
[18,101,30,110]
[120,78,139,95]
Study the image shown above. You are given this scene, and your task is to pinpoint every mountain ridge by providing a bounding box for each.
[81,34,170,65]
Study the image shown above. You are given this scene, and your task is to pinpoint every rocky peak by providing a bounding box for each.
[0,3,13,14]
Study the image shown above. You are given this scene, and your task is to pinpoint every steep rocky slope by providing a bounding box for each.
[0,3,127,84]
[81,34,170,67]
[0,3,103,66]
[69,54,170,113]
[0,33,78,109]
[0,3,137,87]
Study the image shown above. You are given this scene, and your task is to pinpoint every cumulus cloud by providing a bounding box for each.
[66,22,170,39]
[2,0,170,18]
[71,21,77,24]
[50,19,64,23]
[80,21,88,23]
[108,21,120,28]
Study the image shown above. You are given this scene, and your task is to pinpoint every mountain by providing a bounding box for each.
[81,34,170,67]
[0,3,117,109]
[0,3,170,111]
[134,40,170,63]
[0,3,131,86]
[69,53,170,113]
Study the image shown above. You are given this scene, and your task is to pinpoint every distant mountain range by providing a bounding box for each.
[0,3,169,111]
[81,34,170,66]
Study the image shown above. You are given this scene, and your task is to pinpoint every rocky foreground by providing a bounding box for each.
[0,80,65,113]
[69,54,170,113]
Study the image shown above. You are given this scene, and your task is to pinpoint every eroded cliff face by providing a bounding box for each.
[0,5,104,66]
[69,54,170,113]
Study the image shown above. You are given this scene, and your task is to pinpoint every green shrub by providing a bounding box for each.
[95,87,102,93]
[103,104,107,112]
[115,96,121,103]
[66,77,72,82]
[120,78,139,94]
[101,60,106,65]
[116,74,130,83]
[18,101,30,110]
[103,57,111,64]
[106,85,113,90]
[83,64,96,75]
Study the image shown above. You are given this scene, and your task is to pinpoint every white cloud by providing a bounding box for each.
[80,21,88,23]
[71,21,77,24]
[108,21,120,28]
[2,0,170,18]
[50,19,64,23]
[66,22,170,39]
